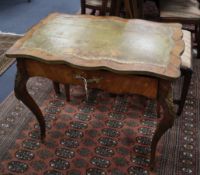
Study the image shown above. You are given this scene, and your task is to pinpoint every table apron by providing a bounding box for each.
[24,59,158,99]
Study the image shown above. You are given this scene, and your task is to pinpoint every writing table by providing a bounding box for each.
[6,13,184,169]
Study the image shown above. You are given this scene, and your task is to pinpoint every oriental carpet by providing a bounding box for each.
[0,32,22,75]
[0,59,199,175]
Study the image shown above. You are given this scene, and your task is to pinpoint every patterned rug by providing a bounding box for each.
[0,32,22,75]
[0,78,52,160]
[0,58,199,174]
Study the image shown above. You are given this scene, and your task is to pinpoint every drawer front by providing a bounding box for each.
[26,60,158,99]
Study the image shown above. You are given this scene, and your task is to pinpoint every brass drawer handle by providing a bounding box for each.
[75,75,101,101]
[75,75,101,83]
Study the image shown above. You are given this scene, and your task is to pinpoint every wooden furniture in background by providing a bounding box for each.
[80,0,145,19]
[175,30,193,115]
[6,13,184,169]
[158,0,200,58]
[145,0,159,9]
[112,0,144,19]
[80,0,112,15]
[123,0,143,18]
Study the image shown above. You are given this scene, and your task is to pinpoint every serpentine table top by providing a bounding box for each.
[6,13,184,80]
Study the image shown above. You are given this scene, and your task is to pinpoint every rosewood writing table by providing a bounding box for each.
[6,13,184,169]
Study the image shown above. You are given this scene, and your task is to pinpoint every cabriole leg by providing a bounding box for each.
[14,59,46,142]
[150,80,175,170]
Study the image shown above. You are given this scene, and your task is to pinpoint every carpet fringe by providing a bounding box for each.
[0,31,24,36]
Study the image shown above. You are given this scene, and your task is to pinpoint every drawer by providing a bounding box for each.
[26,60,158,99]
